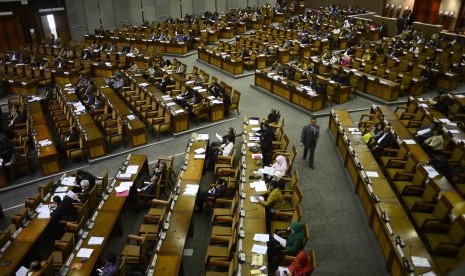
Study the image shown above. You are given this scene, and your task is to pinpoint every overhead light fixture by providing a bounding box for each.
[38,7,65,13]
[0,12,13,16]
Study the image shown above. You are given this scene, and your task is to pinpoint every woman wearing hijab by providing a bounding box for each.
[265,155,288,183]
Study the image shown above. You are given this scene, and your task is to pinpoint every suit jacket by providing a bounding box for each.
[301,124,320,147]
[139,182,157,195]
[77,171,96,188]
[79,189,90,203]
[51,197,77,222]
[260,129,275,155]
[375,132,393,149]
[267,112,279,124]
[211,184,227,198]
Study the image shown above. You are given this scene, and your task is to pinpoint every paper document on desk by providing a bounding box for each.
[262,166,275,175]
[424,165,439,178]
[88,236,104,245]
[366,171,379,178]
[251,244,267,254]
[403,139,416,145]
[249,119,259,126]
[118,173,132,180]
[194,148,206,154]
[125,165,139,174]
[55,186,69,193]
[197,134,209,141]
[250,196,264,203]
[249,136,260,141]
[38,139,53,147]
[416,128,431,136]
[273,234,287,247]
[252,154,263,160]
[253,181,267,192]
[15,266,28,276]
[115,185,129,193]
[411,256,431,268]
[251,254,264,266]
[194,154,205,159]
[253,234,270,242]
[216,133,223,141]
[37,205,51,219]
[61,176,76,186]
[449,129,460,134]
[184,184,199,196]
[66,190,79,201]
[127,115,136,120]
[76,248,94,258]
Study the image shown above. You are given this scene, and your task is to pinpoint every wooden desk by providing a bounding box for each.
[94,78,148,147]
[123,71,190,133]
[255,71,325,112]
[198,47,244,75]
[54,70,79,85]
[64,155,148,276]
[93,63,118,78]
[236,118,268,275]
[329,110,439,275]
[28,102,60,176]
[57,86,106,159]
[150,133,207,275]
[6,79,37,96]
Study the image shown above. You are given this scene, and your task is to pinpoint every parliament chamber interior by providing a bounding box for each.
[2,0,465,275]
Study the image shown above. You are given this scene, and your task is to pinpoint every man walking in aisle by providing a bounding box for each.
[301,117,320,169]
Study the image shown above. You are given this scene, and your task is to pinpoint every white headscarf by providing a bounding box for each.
[271,155,287,174]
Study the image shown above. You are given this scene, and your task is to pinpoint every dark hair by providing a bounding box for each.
[106,252,117,263]
[271,180,280,189]
[53,195,62,203]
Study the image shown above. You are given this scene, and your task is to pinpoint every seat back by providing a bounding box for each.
[39,180,54,199]
[302,223,310,248]
[422,181,441,202]
[25,193,41,210]
[433,196,454,220]
[118,255,126,276]
[448,215,465,244]
[37,254,53,276]
[309,250,316,274]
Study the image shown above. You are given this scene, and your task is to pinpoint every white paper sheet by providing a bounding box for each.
[15,266,28,276]
[403,139,416,144]
[61,176,76,186]
[366,171,379,177]
[76,248,94,258]
[184,184,199,196]
[55,186,69,193]
[88,236,104,245]
[250,196,264,203]
[125,165,139,174]
[273,234,287,247]
[411,256,431,268]
[251,244,267,254]
[197,134,209,141]
[37,205,51,219]
[216,133,223,141]
[194,154,206,159]
[253,234,270,243]
[249,119,259,125]
[194,148,206,154]
[253,181,268,192]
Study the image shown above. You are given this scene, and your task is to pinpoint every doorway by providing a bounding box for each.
[413,0,442,24]
[41,14,58,40]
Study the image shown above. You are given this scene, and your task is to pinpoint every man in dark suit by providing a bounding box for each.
[260,122,276,165]
[76,170,96,189]
[369,125,393,154]
[396,16,406,35]
[301,117,320,169]
[194,178,227,212]
[266,109,279,124]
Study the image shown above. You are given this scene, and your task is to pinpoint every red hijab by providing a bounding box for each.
[288,251,313,276]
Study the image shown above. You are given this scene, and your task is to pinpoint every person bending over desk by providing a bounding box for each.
[78,180,90,203]
[206,136,234,170]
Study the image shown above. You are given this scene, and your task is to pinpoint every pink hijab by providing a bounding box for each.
[272,155,288,174]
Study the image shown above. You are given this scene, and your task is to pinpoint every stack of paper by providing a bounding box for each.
[252,181,267,192]
[166,102,176,107]
[125,165,139,174]
[36,205,51,219]
[62,177,77,186]
[127,114,136,120]
[88,236,104,245]
[184,184,199,196]
[249,119,259,125]
[76,248,94,258]
[194,148,206,154]
[38,139,53,147]
[251,244,267,254]
[197,134,209,141]
[115,182,133,193]
[253,234,269,242]
[424,166,439,178]
[55,186,69,193]
[118,173,132,180]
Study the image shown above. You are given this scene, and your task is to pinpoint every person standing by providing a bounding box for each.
[301,117,320,169]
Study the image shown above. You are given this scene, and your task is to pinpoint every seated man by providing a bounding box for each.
[8,106,22,129]
[108,73,124,90]
[205,136,234,170]
[194,178,227,212]
[368,125,393,154]
[423,129,443,153]
[208,81,224,98]
[265,108,279,125]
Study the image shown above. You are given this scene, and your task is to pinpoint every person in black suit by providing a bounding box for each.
[50,195,77,229]
[208,82,224,98]
[301,117,320,169]
[194,178,227,212]
[76,170,96,189]
[260,122,276,165]
[369,125,393,154]
[266,109,279,125]
[157,75,172,93]
[396,16,406,35]
[428,151,453,180]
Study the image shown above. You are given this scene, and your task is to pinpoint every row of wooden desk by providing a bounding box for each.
[148,133,206,275]
[28,101,60,176]
[198,47,247,76]
[56,85,106,159]
[84,35,195,55]
[0,181,53,276]
[329,109,438,275]
[93,77,148,147]
[123,71,190,133]
[62,154,148,275]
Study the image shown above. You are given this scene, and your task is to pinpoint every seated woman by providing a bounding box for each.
[265,155,288,183]
[269,222,306,272]
[275,250,313,276]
